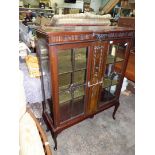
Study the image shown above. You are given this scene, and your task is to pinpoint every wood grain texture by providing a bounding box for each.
[49,46,60,127]
[87,41,108,114]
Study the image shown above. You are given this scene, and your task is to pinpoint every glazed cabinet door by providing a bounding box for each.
[98,39,132,107]
[49,44,91,124]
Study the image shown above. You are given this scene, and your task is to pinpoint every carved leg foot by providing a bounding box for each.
[53,134,57,151]
[112,103,120,120]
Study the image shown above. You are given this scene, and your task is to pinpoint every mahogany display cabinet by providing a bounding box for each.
[36,26,134,150]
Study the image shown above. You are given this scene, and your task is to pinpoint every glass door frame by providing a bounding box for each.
[49,42,93,126]
[98,38,132,109]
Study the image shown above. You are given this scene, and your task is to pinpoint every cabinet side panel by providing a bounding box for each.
[36,34,54,119]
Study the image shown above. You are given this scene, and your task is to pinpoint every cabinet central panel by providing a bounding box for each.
[57,47,88,122]
[87,43,107,114]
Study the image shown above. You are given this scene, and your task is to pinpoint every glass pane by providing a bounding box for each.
[100,87,116,103]
[106,44,125,64]
[103,76,118,88]
[59,91,72,104]
[71,97,85,117]
[74,86,85,99]
[74,48,87,70]
[59,101,71,122]
[38,38,51,101]
[58,50,72,74]
[37,38,52,118]
[74,70,86,85]
[114,61,124,74]
[58,47,87,123]
[106,54,124,64]
[59,73,71,91]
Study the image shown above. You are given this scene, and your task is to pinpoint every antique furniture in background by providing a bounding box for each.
[36,26,134,150]
[118,17,135,81]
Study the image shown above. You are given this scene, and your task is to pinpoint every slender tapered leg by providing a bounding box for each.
[112,102,120,120]
[53,134,57,151]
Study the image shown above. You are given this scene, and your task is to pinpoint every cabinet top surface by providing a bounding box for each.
[37,26,134,35]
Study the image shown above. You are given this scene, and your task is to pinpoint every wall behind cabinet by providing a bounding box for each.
[49,0,84,9]
[90,0,102,12]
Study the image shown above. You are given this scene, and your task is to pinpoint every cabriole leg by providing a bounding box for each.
[53,134,57,151]
[112,102,120,120]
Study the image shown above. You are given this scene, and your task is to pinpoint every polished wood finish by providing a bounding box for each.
[115,50,135,81]
[125,51,135,81]
[36,26,134,150]
[118,17,135,28]
[87,41,108,114]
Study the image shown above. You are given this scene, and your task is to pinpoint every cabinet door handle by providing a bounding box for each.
[88,80,103,87]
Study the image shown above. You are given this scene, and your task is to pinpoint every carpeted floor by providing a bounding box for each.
[43,92,135,155]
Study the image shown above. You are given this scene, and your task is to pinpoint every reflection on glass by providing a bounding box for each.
[74,86,85,98]
[59,73,71,91]
[75,48,87,70]
[100,87,116,102]
[106,55,124,64]
[74,70,86,84]
[58,50,72,74]
[100,42,127,105]
[106,44,125,64]
[103,76,118,88]
[38,38,51,101]
[59,91,72,104]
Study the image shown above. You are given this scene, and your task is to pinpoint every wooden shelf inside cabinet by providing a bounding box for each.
[106,55,124,64]
[59,87,85,104]
[58,68,86,75]
[36,26,134,150]
[58,70,86,90]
